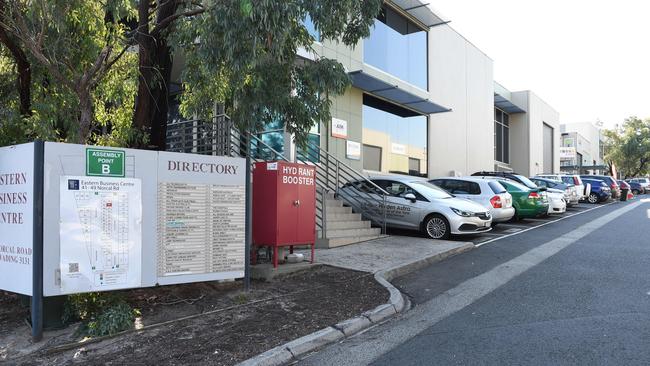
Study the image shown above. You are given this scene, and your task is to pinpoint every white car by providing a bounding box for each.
[546,189,567,214]
[627,178,650,193]
[429,177,515,223]
[338,176,492,240]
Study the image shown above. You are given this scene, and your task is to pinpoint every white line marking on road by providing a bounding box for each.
[298,201,643,366]
[475,201,618,248]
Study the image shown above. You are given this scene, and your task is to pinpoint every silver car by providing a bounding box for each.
[429,177,515,223]
[338,175,492,240]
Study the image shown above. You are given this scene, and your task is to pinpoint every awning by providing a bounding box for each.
[349,70,451,115]
[390,0,449,28]
[494,93,526,114]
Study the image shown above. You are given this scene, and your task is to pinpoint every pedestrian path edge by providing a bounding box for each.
[235,242,475,366]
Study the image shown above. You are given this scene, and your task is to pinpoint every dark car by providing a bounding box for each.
[580,175,620,199]
[471,171,541,190]
[581,178,612,203]
[625,180,645,195]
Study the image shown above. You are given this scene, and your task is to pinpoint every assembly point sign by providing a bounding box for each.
[86,148,125,177]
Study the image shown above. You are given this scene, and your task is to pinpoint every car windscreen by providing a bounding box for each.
[501,179,529,191]
[514,175,538,189]
[488,181,507,194]
[412,181,453,199]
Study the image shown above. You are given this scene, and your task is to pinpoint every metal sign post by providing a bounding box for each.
[244,130,252,291]
[31,141,44,342]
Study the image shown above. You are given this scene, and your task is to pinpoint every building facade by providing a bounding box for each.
[560,122,605,174]
[168,1,562,182]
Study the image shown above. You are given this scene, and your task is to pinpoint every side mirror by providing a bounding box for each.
[404,193,417,202]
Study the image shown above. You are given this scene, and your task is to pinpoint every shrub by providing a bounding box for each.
[63,292,140,337]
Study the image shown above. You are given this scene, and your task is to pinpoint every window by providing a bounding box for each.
[362,95,427,177]
[494,107,510,163]
[443,180,481,195]
[363,144,382,171]
[363,5,428,90]
[373,180,426,201]
[488,181,507,194]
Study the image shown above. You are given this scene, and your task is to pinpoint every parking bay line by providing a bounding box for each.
[475,201,618,248]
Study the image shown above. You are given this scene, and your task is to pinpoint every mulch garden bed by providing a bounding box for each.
[2,265,387,365]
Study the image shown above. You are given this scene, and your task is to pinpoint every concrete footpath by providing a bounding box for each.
[238,236,473,366]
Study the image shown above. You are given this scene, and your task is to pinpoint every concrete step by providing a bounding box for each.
[325,220,371,230]
[325,227,381,238]
[326,212,361,222]
[318,234,386,249]
[325,199,343,207]
[324,206,352,214]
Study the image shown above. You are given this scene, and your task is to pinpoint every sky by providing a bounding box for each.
[430,0,650,128]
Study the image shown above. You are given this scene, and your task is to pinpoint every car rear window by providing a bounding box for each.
[488,181,506,194]
[514,175,538,189]
[500,179,528,191]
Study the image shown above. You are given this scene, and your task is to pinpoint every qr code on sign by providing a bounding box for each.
[68,263,79,273]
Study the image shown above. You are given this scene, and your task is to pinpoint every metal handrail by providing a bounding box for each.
[296,140,388,234]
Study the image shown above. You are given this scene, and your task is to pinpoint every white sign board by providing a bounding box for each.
[560,147,576,159]
[346,140,361,160]
[391,143,407,155]
[0,143,34,295]
[157,152,246,285]
[59,176,142,293]
[331,118,348,139]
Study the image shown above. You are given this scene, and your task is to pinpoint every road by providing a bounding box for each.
[298,198,650,366]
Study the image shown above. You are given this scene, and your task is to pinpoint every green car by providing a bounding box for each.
[497,179,549,219]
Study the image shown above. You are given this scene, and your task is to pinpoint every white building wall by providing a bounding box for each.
[510,91,561,176]
[428,25,494,177]
[561,122,603,165]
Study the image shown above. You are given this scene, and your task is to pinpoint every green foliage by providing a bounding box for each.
[602,116,650,178]
[63,292,140,337]
[175,0,382,148]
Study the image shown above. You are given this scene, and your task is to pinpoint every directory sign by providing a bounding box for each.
[157,152,246,285]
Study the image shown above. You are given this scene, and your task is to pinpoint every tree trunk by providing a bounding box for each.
[78,89,94,144]
[132,0,178,150]
[0,16,31,116]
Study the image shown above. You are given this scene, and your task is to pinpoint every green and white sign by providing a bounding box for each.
[86,148,125,177]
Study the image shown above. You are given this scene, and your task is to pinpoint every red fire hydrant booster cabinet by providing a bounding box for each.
[253,161,316,268]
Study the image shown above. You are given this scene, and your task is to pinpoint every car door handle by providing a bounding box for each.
[293,200,301,207]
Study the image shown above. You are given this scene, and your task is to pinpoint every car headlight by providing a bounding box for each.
[451,207,473,217]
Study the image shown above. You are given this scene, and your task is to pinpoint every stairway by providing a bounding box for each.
[316,193,384,249]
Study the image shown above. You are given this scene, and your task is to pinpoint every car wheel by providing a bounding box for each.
[587,193,599,204]
[633,189,640,195]
[423,214,450,240]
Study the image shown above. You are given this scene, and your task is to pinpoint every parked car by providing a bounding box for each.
[529,177,578,206]
[625,180,646,195]
[471,171,541,190]
[429,177,515,224]
[580,175,620,199]
[626,177,650,194]
[545,189,567,215]
[475,177,549,219]
[339,176,492,239]
[581,178,612,203]
[535,174,588,201]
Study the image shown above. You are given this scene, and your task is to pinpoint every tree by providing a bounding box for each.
[175,0,383,148]
[0,0,135,143]
[132,0,205,150]
[602,117,650,178]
